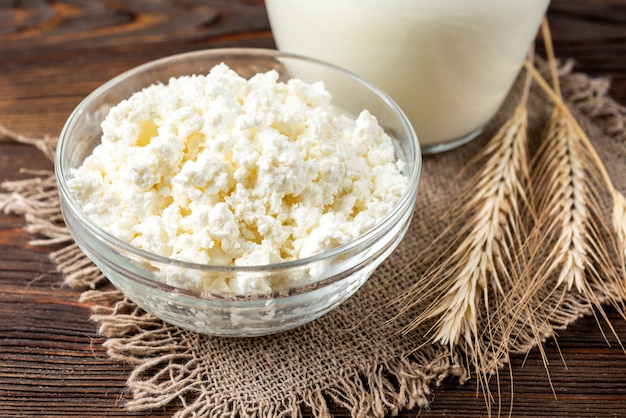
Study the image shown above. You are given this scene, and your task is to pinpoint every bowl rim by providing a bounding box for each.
[54,47,422,296]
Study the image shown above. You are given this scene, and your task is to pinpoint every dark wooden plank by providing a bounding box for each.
[545,0,626,103]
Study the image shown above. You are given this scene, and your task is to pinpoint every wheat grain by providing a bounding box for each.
[523,52,626,300]
[524,60,626,236]
[612,189,626,264]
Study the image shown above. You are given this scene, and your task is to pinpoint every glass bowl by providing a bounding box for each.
[55,48,421,337]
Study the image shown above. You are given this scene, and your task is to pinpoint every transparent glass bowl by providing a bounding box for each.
[55,48,421,337]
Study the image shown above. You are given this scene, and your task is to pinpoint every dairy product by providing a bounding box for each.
[266,0,550,151]
[67,63,407,294]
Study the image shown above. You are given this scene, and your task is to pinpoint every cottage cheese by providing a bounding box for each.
[68,63,407,294]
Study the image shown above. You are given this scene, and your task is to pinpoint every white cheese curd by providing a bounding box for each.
[68,63,408,294]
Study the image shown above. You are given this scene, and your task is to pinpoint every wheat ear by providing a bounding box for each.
[391,67,533,413]
[399,101,531,342]
[523,51,626,300]
[501,19,626,367]
[503,67,626,375]
[524,20,626,280]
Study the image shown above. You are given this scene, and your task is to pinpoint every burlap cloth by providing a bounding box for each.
[1,60,625,417]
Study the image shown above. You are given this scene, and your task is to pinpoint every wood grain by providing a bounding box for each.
[1,1,626,416]
[545,0,626,104]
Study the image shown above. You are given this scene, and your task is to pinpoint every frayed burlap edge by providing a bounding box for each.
[1,63,625,417]
[78,286,465,417]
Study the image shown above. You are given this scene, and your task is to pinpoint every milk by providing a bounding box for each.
[266,0,550,152]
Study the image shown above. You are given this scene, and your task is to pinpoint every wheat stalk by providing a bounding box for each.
[390,67,534,413]
[526,21,626,277]
[524,20,626,293]
[522,59,626,324]
[398,101,531,342]
[497,20,626,376]
[499,67,626,381]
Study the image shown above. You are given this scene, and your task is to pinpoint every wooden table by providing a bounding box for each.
[1,1,625,416]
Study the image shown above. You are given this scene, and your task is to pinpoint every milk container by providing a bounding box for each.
[266,0,550,153]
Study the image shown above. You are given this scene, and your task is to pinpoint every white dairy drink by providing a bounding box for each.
[266,0,550,152]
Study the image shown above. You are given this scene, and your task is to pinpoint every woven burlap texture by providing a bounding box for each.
[1,62,625,417]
